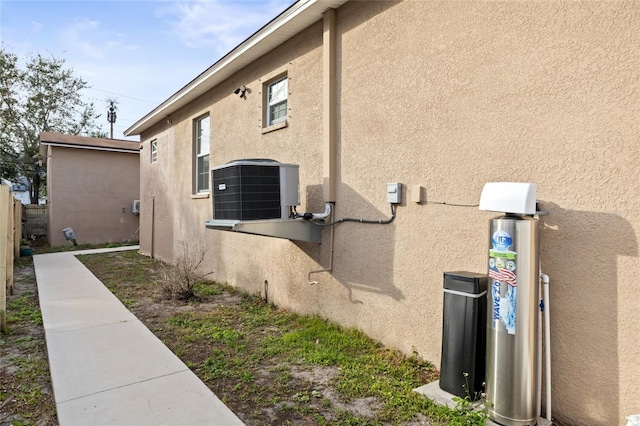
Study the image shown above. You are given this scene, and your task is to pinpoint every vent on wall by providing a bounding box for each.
[211,159,299,221]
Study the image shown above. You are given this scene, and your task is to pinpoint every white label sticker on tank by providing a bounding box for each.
[488,230,518,335]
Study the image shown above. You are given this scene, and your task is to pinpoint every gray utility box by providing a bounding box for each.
[439,271,487,400]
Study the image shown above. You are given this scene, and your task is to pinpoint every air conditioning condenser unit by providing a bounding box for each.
[132,199,140,215]
[211,159,299,221]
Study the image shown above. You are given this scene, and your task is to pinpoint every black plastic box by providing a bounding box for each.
[439,271,487,400]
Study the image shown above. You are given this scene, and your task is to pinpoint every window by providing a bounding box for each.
[266,76,288,126]
[194,115,210,193]
[150,140,157,163]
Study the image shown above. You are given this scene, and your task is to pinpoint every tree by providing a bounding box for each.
[0,47,99,204]
[89,130,109,139]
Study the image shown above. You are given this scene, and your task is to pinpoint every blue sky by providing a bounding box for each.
[0,0,296,139]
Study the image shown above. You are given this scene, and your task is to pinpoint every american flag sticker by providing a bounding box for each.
[489,267,517,286]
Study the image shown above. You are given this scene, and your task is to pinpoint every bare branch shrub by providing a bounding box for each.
[155,242,212,301]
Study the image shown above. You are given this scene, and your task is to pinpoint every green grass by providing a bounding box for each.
[11,355,48,382]
[79,250,488,425]
[167,315,244,346]
[7,294,42,326]
[14,255,34,269]
[163,291,487,425]
[194,281,224,296]
[2,260,57,424]
[76,249,158,290]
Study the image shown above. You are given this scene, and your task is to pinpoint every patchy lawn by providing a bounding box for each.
[78,250,487,426]
[1,258,57,426]
[0,241,136,426]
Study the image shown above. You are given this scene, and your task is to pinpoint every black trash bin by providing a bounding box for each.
[439,271,487,400]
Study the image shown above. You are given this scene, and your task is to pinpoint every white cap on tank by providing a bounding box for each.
[479,182,537,214]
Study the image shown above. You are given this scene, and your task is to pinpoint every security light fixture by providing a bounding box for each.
[233,85,247,98]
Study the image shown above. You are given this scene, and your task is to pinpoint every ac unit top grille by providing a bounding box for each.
[212,160,299,221]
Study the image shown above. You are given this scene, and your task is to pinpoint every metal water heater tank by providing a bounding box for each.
[485,214,539,426]
[479,182,540,426]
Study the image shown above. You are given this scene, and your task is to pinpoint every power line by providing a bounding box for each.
[110,117,138,123]
[84,87,160,105]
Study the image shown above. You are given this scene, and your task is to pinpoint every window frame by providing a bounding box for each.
[194,114,210,194]
[265,75,288,127]
[150,139,158,163]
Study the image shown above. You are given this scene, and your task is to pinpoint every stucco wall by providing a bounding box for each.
[139,1,640,424]
[47,146,140,246]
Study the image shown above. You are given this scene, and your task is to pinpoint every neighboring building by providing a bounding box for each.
[125,1,640,424]
[39,132,140,246]
[1,177,30,205]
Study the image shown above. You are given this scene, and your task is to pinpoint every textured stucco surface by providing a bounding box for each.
[138,1,640,424]
[47,146,140,246]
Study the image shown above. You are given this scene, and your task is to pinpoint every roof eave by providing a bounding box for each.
[39,131,141,153]
[124,0,348,137]
[39,141,139,154]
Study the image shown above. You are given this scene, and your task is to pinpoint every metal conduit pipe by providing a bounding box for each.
[537,274,543,418]
[312,202,332,220]
[312,204,396,228]
[542,273,552,422]
[294,203,332,220]
[536,272,552,422]
[307,206,335,285]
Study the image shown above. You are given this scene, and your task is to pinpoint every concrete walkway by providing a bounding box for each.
[34,246,244,426]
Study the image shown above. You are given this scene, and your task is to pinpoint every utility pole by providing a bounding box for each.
[107,101,117,139]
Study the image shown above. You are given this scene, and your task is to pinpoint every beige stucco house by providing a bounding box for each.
[125,1,640,424]
[39,132,140,246]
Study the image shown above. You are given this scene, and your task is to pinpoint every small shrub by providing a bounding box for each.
[155,242,212,301]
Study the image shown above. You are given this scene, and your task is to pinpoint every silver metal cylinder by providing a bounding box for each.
[485,214,539,426]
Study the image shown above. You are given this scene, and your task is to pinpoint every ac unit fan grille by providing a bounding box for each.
[213,165,282,220]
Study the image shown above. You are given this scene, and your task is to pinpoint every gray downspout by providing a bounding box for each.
[307,8,337,285]
[151,196,155,259]
[323,7,336,203]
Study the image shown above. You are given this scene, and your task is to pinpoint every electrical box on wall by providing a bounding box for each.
[387,182,402,204]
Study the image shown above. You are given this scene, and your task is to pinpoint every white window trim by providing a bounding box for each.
[195,115,210,194]
[261,120,288,134]
[266,75,288,127]
[150,140,158,163]
[191,193,210,199]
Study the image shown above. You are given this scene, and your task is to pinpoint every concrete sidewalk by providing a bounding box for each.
[34,246,244,426]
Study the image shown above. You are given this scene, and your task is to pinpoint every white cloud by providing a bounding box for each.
[30,21,43,32]
[58,17,135,60]
[158,0,294,55]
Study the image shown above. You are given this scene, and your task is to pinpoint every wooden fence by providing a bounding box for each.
[24,204,47,238]
[1,185,23,332]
